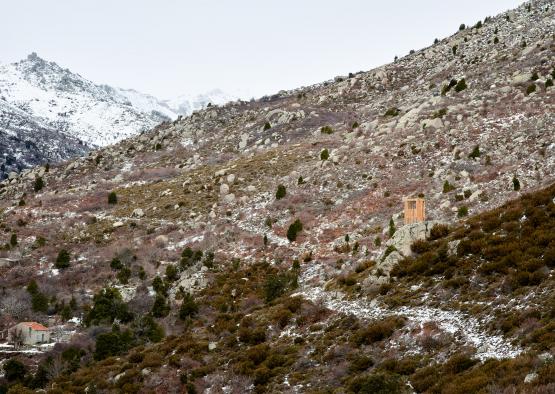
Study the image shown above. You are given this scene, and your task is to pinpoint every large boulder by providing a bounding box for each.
[385,220,444,257]
[363,221,446,293]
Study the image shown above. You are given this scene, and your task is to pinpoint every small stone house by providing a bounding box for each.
[404,197,426,225]
[8,322,51,346]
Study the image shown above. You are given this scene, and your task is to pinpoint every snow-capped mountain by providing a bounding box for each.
[0,53,171,147]
[0,53,239,179]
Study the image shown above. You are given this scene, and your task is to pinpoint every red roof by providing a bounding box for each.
[20,322,49,331]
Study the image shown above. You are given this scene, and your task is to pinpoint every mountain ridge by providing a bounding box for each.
[0,53,238,179]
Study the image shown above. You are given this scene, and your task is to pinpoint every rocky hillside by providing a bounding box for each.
[0,1,554,393]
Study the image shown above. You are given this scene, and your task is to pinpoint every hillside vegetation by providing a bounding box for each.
[0,0,554,393]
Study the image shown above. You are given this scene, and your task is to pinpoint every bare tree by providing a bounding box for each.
[9,327,23,349]
[0,289,32,320]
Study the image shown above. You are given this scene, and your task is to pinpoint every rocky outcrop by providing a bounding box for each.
[363,221,446,292]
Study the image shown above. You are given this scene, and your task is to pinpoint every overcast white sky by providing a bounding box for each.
[1,0,523,99]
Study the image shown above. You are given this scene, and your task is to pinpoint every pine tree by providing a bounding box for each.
[388,218,396,238]
[275,184,286,200]
[34,177,45,192]
[55,249,71,269]
[512,176,521,191]
[179,293,198,320]
[108,191,118,204]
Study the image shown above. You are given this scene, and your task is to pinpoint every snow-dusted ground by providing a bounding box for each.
[295,262,522,361]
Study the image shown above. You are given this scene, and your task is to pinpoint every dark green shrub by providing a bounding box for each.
[55,249,71,269]
[264,274,287,303]
[384,108,400,117]
[546,78,554,88]
[85,287,133,326]
[530,72,539,81]
[388,218,396,237]
[27,280,49,313]
[457,206,469,217]
[432,108,448,119]
[526,84,536,95]
[94,329,134,360]
[117,267,131,284]
[34,177,45,192]
[152,276,167,296]
[263,122,271,131]
[459,24,466,31]
[108,191,118,204]
[513,176,521,191]
[320,148,329,161]
[10,233,17,247]
[468,145,480,159]
[3,358,27,382]
[321,125,334,134]
[454,78,467,92]
[287,219,303,242]
[275,184,286,200]
[110,258,123,270]
[151,294,170,318]
[179,293,198,320]
[443,180,456,193]
[165,264,179,282]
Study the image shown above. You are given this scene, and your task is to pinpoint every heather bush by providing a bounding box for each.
[411,239,432,254]
[429,224,449,240]
[352,317,405,345]
[348,371,405,394]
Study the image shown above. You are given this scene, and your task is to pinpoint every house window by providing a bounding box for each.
[408,201,416,209]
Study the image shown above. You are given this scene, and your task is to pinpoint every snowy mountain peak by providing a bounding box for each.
[0,53,239,178]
